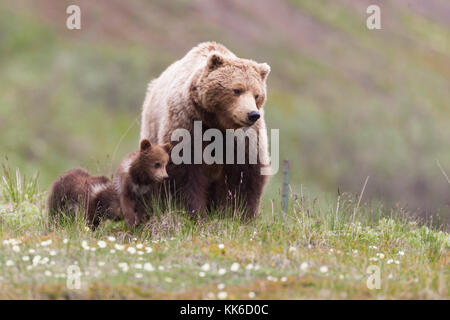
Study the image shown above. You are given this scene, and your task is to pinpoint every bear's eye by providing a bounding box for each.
[154,162,161,169]
[255,94,259,100]
[233,89,243,95]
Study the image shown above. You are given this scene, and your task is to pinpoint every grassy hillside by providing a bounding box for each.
[0,171,448,299]
[1,0,449,220]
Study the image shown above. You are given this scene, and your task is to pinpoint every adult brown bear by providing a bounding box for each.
[140,42,271,218]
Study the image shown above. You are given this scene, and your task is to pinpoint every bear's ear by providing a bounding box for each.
[258,63,271,81]
[207,52,227,71]
[140,139,152,152]
[161,143,172,154]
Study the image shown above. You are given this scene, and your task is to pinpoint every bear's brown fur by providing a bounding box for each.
[140,42,271,218]
[47,168,120,229]
[114,139,171,228]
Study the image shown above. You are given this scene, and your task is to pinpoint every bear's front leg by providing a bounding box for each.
[86,203,101,231]
[120,194,139,228]
[135,197,151,225]
[182,164,209,217]
[224,163,268,220]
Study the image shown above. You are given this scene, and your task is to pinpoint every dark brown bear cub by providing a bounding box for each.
[47,168,120,229]
[114,139,171,228]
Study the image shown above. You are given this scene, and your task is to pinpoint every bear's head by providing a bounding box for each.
[130,139,171,184]
[191,52,270,129]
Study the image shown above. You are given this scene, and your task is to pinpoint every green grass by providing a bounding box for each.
[1,1,449,219]
[0,168,448,299]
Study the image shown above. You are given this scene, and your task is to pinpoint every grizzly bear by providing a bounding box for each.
[114,139,171,228]
[140,42,271,218]
[47,168,121,229]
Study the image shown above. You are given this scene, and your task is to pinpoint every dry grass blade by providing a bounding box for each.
[436,160,450,187]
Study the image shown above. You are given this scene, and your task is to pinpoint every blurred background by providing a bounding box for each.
[0,0,449,221]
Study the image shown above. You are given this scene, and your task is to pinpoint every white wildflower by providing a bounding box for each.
[320,266,328,273]
[144,263,154,272]
[81,240,89,250]
[300,262,308,271]
[145,247,153,253]
[97,241,107,248]
[118,262,129,272]
[230,262,240,272]
[201,263,211,272]
[217,291,228,300]
[32,255,41,266]
[40,239,52,246]
[218,268,226,275]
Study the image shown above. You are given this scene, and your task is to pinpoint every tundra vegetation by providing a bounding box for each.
[0,167,448,299]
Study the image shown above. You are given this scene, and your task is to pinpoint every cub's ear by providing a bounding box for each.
[258,63,271,81]
[140,139,152,152]
[207,52,227,71]
[161,143,172,154]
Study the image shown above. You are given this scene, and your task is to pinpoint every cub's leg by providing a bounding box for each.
[120,193,138,228]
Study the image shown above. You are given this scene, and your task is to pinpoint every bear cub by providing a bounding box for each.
[47,168,120,229]
[114,139,171,228]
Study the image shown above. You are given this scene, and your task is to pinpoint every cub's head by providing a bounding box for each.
[133,139,171,184]
[192,52,270,129]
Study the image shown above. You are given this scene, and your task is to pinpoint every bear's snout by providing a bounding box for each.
[247,111,260,124]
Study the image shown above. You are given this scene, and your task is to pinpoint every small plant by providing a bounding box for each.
[1,163,39,204]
